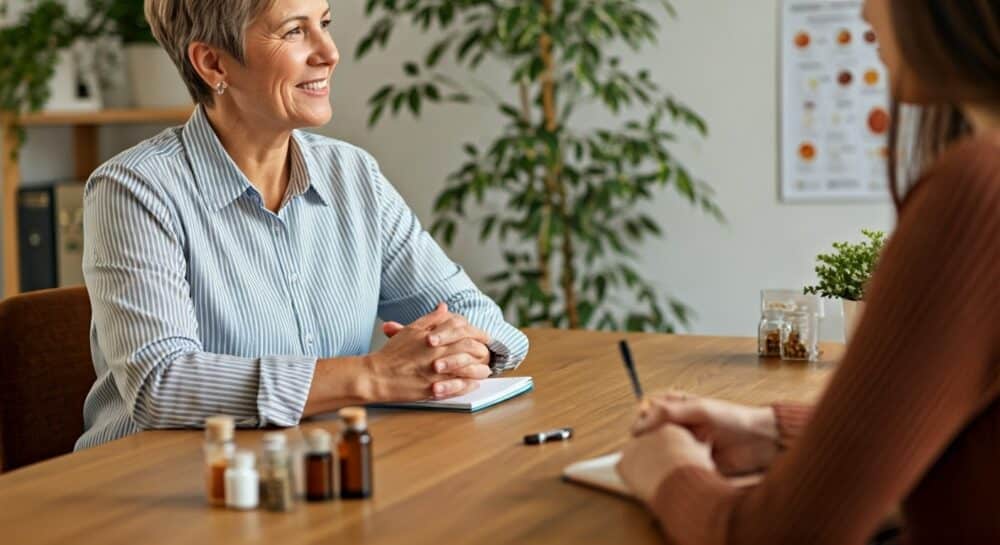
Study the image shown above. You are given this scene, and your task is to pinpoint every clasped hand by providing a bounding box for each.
[616,391,779,504]
[368,303,493,401]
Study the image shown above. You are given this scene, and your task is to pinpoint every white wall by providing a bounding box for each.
[1,0,895,340]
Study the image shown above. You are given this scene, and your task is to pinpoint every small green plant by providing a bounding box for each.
[804,229,887,301]
[0,1,106,154]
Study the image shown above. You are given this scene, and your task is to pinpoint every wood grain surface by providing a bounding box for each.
[0,329,840,544]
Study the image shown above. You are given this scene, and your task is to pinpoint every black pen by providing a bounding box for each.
[523,427,573,445]
[618,339,644,399]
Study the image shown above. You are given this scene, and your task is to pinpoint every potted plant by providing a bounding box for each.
[0,1,106,150]
[804,229,886,343]
[88,0,190,107]
[355,0,724,331]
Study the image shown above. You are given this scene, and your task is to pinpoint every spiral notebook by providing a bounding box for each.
[374,377,534,412]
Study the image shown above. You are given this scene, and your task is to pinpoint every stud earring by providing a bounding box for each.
[216,81,227,95]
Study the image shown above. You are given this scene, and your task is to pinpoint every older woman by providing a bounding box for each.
[75,0,528,450]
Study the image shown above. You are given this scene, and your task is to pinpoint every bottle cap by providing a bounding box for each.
[205,415,234,442]
[339,407,368,430]
[306,429,332,453]
[262,432,287,451]
[232,450,255,470]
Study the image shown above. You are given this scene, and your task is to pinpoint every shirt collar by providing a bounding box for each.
[181,105,333,211]
[290,130,334,207]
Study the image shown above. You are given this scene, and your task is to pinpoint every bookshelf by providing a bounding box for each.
[2,106,194,298]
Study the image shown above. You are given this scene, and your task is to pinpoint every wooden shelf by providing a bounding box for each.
[14,106,193,126]
[3,107,195,299]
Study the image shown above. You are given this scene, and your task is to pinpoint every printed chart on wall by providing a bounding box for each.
[780,0,890,202]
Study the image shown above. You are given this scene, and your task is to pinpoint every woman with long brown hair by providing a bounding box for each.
[616,1,1000,543]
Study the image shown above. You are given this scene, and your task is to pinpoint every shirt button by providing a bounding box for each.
[290,273,299,284]
[305,334,314,345]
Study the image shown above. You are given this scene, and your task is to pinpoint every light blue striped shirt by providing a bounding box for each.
[75,106,529,450]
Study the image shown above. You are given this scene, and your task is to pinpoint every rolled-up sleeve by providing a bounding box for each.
[370,159,529,374]
[84,165,316,429]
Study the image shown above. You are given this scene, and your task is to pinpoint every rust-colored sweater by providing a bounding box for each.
[650,133,1000,545]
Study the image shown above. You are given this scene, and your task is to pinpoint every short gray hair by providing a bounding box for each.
[144,0,275,106]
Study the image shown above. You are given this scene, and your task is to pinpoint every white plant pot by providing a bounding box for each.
[125,44,192,108]
[842,299,865,344]
[44,41,103,112]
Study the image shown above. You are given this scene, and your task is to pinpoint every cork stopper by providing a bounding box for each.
[339,407,367,431]
[262,431,287,452]
[306,429,333,453]
[205,415,234,442]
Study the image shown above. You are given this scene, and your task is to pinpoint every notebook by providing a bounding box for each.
[373,377,534,412]
[563,452,631,496]
[563,452,763,498]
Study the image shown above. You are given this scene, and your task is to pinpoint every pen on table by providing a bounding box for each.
[523,427,573,445]
[618,339,650,411]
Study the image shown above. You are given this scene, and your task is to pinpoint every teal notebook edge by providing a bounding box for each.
[369,380,534,413]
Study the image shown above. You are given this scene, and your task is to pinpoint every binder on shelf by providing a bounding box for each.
[17,186,57,292]
[17,181,86,292]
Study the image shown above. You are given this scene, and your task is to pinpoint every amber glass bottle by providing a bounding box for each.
[305,429,334,502]
[338,407,372,499]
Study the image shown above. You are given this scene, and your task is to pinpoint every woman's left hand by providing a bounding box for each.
[383,308,492,376]
[616,423,716,505]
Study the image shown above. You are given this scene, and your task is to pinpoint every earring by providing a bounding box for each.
[216,81,227,95]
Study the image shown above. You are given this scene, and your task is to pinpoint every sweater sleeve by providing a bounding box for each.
[648,139,1000,545]
[772,403,815,450]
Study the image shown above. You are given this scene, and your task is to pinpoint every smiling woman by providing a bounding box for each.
[73,0,529,450]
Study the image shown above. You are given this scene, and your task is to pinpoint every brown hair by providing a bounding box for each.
[144,0,276,107]
[886,1,1000,208]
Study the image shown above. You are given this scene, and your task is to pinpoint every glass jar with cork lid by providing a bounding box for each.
[203,415,235,507]
[781,309,821,362]
[758,306,789,357]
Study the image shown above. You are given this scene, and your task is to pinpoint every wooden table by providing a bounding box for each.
[0,329,840,544]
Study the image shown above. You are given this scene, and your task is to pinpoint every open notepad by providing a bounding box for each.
[373,377,533,412]
[563,452,763,498]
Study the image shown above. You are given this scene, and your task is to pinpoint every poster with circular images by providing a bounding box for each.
[780,0,889,202]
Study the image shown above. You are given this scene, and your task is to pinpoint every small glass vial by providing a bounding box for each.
[781,310,820,362]
[225,450,259,510]
[204,415,235,507]
[338,407,373,499]
[757,308,788,357]
[259,432,295,512]
[305,429,335,502]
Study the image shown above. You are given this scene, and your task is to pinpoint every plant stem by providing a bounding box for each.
[539,0,580,328]
[521,78,554,326]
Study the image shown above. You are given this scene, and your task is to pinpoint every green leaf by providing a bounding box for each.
[424,83,441,101]
[676,168,696,202]
[480,215,498,241]
[369,84,394,105]
[404,62,420,76]
[426,37,452,67]
[409,88,425,115]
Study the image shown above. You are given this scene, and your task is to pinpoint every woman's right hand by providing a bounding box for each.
[632,392,780,476]
[365,304,489,402]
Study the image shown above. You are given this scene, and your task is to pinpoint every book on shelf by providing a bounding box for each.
[17,181,85,292]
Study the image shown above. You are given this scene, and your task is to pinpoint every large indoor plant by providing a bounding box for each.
[804,229,887,342]
[356,0,724,332]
